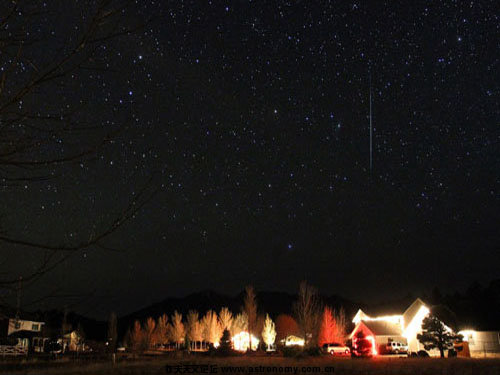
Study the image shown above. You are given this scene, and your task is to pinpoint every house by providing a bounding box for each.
[0,314,47,354]
[350,298,446,355]
[281,335,305,347]
[350,320,406,354]
[6,317,45,336]
[231,331,259,351]
[62,330,86,352]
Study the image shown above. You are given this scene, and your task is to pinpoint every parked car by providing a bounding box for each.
[322,343,350,355]
[385,341,408,354]
[46,341,63,354]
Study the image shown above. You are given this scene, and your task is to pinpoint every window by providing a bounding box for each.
[14,322,21,329]
[32,324,39,331]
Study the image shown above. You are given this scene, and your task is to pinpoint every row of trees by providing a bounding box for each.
[120,282,348,352]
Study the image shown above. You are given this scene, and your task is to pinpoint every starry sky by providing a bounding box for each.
[1,0,498,318]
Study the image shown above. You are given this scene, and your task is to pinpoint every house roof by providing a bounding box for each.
[362,320,403,336]
[402,298,427,330]
[352,309,370,322]
[355,296,420,318]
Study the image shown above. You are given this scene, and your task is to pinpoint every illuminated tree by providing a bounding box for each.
[243,285,258,345]
[219,307,233,331]
[186,310,203,350]
[143,317,156,348]
[318,306,336,346]
[154,314,168,347]
[130,320,146,352]
[231,312,248,336]
[334,307,347,343]
[318,306,347,346]
[168,311,185,349]
[202,310,223,347]
[262,314,277,350]
[417,315,461,358]
[275,314,299,343]
[107,312,118,352]
[293,281,321,347]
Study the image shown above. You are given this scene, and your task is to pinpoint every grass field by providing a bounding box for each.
[1,355,500,375]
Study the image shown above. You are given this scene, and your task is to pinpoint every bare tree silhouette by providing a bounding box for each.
[0,1,154,299]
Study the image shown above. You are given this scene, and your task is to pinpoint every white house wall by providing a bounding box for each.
[460,331,500,357]
[7,319,44,336]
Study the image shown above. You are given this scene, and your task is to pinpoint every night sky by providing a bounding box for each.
[1,1,498,319]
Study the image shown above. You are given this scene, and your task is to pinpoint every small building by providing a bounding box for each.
[281,335,305,347]
[231,331,259,351]
[458,330,500,358]
[62,330,85,352]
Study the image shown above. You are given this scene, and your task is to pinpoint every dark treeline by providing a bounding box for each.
[21,279,500,344]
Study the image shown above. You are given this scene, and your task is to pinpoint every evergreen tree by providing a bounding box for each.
[353,331,372,356]
[218,329,232,355]
[417,315,461,358]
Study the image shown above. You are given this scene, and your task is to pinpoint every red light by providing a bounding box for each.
[353,335,377,356]
[366,336,377,356]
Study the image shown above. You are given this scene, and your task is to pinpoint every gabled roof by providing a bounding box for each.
[402,298,427,330]
[363,320,402,336]
[352,309,370,323]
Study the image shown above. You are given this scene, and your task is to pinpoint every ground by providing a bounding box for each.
[1,356,500,375]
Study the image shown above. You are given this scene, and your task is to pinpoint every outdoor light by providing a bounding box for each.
[231,332,259,352]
